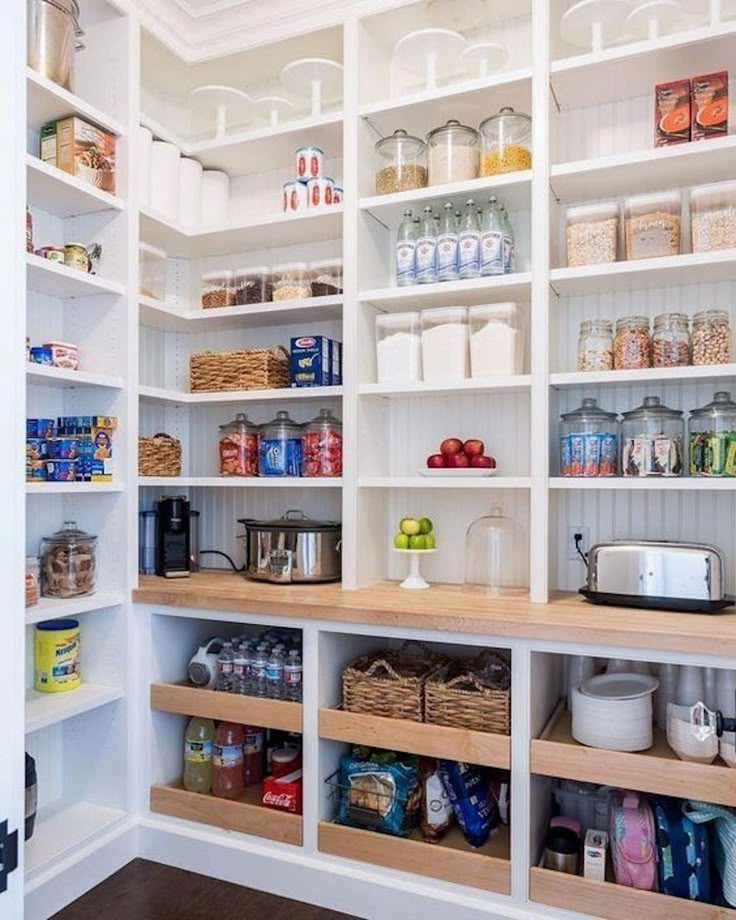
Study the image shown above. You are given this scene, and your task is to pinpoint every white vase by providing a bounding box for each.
[716,668,736,717]
[567,655,596,711]
[676,665,705,707]
[655,663,679,731]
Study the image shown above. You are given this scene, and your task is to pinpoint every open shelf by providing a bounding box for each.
[550,477,736,491]
[26,482,124,494]
[139,385,343,406]
[26,155,124,218]
[359,476,531,490]
[26,253,125,298]
[139,476,342,489]
[150,782,302,847]
[140,295,343,333]
[318,822,510,895]
[319,708,509,769]
[150,683,302,732]
[26,591,125,626]
[360,376,531,398]
[360,273,532,310]
[26,365,125,390]
[550,365,736,389]
[25,683,123,733]
[26,66,125,137]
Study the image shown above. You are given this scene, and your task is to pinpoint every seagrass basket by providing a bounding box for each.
[139,433,182,477]
[424,655,511,734]
[189,346,289,392]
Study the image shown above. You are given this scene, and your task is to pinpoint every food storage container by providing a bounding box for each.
[560,398,619,477]
[374,129,427,195]
[296,146,324,181]
[26,556,39,607]
[283,180,308,212]
[652,312,690,367]
[309,258,343,296]
[219,412,259,477]
[689,391,736,477]
[302,408,343,478]
[40,521,97,598]
[621,396,684,478]
[690,180,736,253]
[421,306,469,382]
[624,190,682,260]
[201,270,234,309]
[692,309,732,365]
[375,312,422,384]
[34,619,80,692]
[479,107,532,176]
[234,267,272,306]
[272,262,311,302]
[64,242,89,273]
[307,176,334,208]
[614,315,651,369]
[469,303,522,377]
[577,319,613,371]
[27,0,84,91]
[565,202,619,267]
[258,410,302,477]
[427,120,480,186]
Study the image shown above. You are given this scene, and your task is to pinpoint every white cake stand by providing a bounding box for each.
[280,58,343,118]
[253,95,296,128]
[679,0,736,23]
[560,0,633,53]
[460,42,508,80]
[626,0,685,39]
[189,84,253,140]
[392,28,468,93]
[393,548,437,590]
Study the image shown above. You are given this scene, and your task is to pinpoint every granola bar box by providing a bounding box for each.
[54,117,116,194]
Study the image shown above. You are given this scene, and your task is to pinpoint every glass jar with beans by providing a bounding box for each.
[652,312,690,367]
[577,319,613,371]
[614,315,651,369]
[692,310,732,365]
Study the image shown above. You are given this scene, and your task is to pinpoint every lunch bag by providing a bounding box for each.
[609,790,657,891]
[685,800,736,907]
[653,796,710,902]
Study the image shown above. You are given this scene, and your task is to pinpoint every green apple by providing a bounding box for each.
[424,534,436,550]
[394,532,410,550]
[419,517,433,535]
[399,517,421,536]
[409,534,427,550]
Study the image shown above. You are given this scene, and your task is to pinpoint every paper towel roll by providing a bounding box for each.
[201,170,230,226]
[136,126,153,208]
[179,157,203,229]
[150,141,181,222]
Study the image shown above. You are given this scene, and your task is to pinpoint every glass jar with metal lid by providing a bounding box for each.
[689,391,736,477]
[621,396,684,478]
[692,309,732,365]
[479,107,532,176]
[40,520,97,598]
[614,315,651,369]
[374,129,427,195]
[219,412,259,477]
[258,410,302,477]
[302,408,343,478]
[652,312,690,368]
[426,119,480,186]
[577,319,613,371]
[559,398,619,477]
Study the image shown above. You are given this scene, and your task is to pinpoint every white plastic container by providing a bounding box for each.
[201,170,230,225]
[624,190,681,260]
[178,157,203,228]
[139,242,167,301]
[421,307,469,382]
[690,180,736,253]
[468,303,522,377]
[375,312,421,384]
[136,125,153,208]
[272,262,311,301]
[565,201,619,267]
[150,141,181,222]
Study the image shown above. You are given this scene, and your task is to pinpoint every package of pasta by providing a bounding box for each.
[438,760,499,848]
[337,749,420,837]
[419,758,454,843]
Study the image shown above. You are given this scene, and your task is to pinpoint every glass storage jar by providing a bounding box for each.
[302,408,343,478]
[614,315,651,369]
[624,190,682,260]
[565,202,619,267]
[40,521,97,598]
[559,398,619,477]
[621,396,684,478]
[463,506,521,597]
[577,319,614,371]
[468,303,522,377]
[309,258,343,296]
[691,181,736,253]
[272,262,311,301]
[139,242,167,300]
[479,107,532,176]
[652,312,690,367]
[375,312,421,384]
[692,309,732,365]
[689,391,736,477]
[258,410,302,477]
[219,412,259,477]
[426,119,480,186]
[374,129,427,195]
[421,306,469,382]
[234,267,272,305]
[201,270,234,309]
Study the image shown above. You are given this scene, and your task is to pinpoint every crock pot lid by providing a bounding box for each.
[238,510,341,532]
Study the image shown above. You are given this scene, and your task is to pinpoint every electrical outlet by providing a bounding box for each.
[568,525,591,562]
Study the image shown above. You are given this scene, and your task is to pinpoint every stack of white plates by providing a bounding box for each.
[572,673,659,752]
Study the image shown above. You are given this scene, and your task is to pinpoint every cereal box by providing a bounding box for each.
[55,117,116,194]
[654,78,691,147]
[692,71,729,141]
[40,122,57,166]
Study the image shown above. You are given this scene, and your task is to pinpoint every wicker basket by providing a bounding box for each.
[139,433,182,477]
[190,346,289,393]
[424,655,511,734]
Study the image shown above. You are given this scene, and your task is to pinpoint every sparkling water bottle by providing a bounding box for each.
[415,206,437,284]
[480,195,504,277]
[266,648,285,700]
[395,209,417,287]
[216,641,234,693]
[458,198,481,279]
[284,650,303,702]
[436,201,459,283]
[252,643,268,698]
[499,204,516,274]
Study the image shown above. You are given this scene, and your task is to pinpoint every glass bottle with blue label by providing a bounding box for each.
[415,206,437,284]
[499,203,516,274]
[458,198,481,279]
[436,202,459,283]
[395,209,417,287]
[480,196,505,277]
[259,410,302,477]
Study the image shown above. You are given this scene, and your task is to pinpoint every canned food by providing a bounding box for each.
[333,186,343,204]
[27,419,55,439]
[34,619,81,693]
[30,346,53,365]
[26,439,47,461]
[307,176,334,208]
[283,180,308,212]
[46,459,78,481]
[296,145,324,181]
[35,246,65,263]
[26,460,46,481]
[64,243,90,273]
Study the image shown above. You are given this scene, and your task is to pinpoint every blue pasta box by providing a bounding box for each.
[330,339,342,385]
[90,417,117,481]
[27,418,55,439]
[290,336,330,387]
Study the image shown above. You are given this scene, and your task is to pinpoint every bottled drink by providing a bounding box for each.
[266,648,285,700]
[212,722,245,799]
[499,204,516,274]
[183,716,215,794]
[480,195,504,277]
[284,649,303,702]
[436,202,459,283]
[395,208,417,287]
[242,641,254,696]
[458,198,481,279]
[232,642,247,695]
[216,640,234,692]
[252,643,268,698]
[242,725,265,786]
[415,206,437,284]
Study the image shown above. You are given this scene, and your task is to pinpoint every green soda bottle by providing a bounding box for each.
[183,716,215,794]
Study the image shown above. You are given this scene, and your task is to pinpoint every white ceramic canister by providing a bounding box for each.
[150,141,181,222]
[178,157,203,228]
[136,125,153,208]
[201,170,230,225]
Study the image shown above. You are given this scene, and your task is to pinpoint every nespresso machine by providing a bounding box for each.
[155,495,191,578]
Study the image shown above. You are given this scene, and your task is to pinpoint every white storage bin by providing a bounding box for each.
[565,201,619,267]
[179,157,203,228]
[139,242,167,301]
[375,312,421,384]
[691,180,736,253]
[421,306,469,382]
[469,303,522,377]
[150,141,181,222]
[201,170,230,226]
[624,190,681,261]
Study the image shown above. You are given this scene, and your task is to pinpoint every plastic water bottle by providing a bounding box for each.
[232,642,247,695]
[480,196,504,277]
[216,641,234,693]
[415,206,437,284]
[436,202,459,283]
[458,198,481,279]
[266,648,285,700]
[284,650,303,702]
[252,643,268,698]
[499,203,516,274]
[242,641,254,696]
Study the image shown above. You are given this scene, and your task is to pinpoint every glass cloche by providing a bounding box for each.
[464,506,519,597]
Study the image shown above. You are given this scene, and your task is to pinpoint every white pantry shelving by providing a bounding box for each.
[360,273,533,308]
[26,254,125,299]
[25,684,124,734]
[26,365,125,390]
[139,385,342,405]
[25,592,126,627]
[26,155,124,218]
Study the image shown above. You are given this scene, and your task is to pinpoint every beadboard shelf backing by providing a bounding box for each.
[150,683,302,733]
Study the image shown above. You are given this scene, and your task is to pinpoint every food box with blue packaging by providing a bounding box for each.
[57,416,117,481]
[46,460,78,481]
[27,419,55,439]
[331,339,342,385]
[290,336,331,387]
[30,346,53,365]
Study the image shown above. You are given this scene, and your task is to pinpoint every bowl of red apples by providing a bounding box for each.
[421,438,497,477]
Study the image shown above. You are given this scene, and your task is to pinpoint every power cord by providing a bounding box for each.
[574,533,588,566]
[199,550,245,573]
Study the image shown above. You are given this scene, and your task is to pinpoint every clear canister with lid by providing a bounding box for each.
[309,258,343,296]
[559,398,619,477]
[258,410,302,477]
[692,309,732,365]
[374,129,427,195]
[577,319,613,371]
[427,119,480,186]
[624,190,682,260]
[234,266,272,306]
[375,312,421,384]
[652,312,690,367]
[40,521,97,598]
[565,202,619,267]
[421,306,469,382]
[201,270,234,309]
[272,262,311,302]
[621,396,684,478]
[219,412,259,477]
[690,181,736,253]
[479,107,532,176]
[689,391,736,477]
[468,303,522,377]
[614,315,651,369]
[302,408,343,478]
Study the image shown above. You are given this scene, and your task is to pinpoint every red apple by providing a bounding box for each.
[426,453,446,469]
[440,437,464,456]
[471,455,496,469]
[463,439,485,458]
[446,452,470,468]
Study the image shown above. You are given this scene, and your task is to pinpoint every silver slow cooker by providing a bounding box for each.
[238,510,341,584]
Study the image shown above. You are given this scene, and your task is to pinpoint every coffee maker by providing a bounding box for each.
[155,495,191,578]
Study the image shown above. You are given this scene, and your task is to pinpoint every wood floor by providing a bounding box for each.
[52,858,360,920]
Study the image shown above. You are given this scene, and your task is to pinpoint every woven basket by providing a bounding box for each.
[139,433,182,477]
[424,655,511,734]
[190,346,289,393]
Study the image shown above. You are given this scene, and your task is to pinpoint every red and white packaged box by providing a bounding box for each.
[262,769,303,815]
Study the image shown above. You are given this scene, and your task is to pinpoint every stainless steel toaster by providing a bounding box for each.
[580,540,734,613]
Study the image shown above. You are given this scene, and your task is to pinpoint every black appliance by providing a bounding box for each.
[155,495,191,578]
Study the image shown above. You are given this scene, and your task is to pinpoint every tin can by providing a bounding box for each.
[35,246,65,263]
[599,433,618,476]
[283,180,308,212]
[333,186,343,204]
[34,619,81,693]
[296,145,324,181]
[27,418,55,439]
[64,243,90,273]
[307,176,334,208]
[30,346,53,365]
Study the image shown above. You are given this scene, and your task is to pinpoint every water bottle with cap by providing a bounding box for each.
[458,198,481,279]
[436,201,459,283]
[284,649,303,702]
[480,196,504,277]
[232,642,247,695]
[395,209,417,287]
[216,641,234,693]
[252,643,268,698]
[499,203,516,274]
[266,647,285,700]
[415,206,437,284]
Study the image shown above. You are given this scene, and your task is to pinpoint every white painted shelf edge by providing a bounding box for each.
[139,384,343,405]
[26,66,126,137]
[25,683,124,733]
[25,592,126,626]
[26,364,125,390]
[139,476,343,488]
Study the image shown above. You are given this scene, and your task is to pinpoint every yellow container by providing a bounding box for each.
[34,619,81,693]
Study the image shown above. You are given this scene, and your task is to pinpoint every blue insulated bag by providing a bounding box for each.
[653,796,711,902]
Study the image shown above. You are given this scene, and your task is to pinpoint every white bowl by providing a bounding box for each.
[571,685,654,752]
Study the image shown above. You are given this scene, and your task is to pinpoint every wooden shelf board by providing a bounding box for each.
[26,481,124,494]
[551,365,736,388]
[318,821,510,894]
[151,683,302,733]
[319,708,510,769]
[150,782,302,847]
[26,365,125,390]
[139,385,342,406]
[550,477,736,491]
[140,295,343,333]
[139,476,341,489]
[359,476,531,490]
[360,376,531,398]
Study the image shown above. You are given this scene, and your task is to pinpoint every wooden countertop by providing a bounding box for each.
[133,572,736,657]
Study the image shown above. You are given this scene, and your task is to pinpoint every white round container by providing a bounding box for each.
[136,125,153,208]
[201,170,230,226]
[421,306,469,383]
[307,176,334,208]
[178,157,203,228]
[571,673,658,752]
[375,312,421,384]
[150,141,181,222]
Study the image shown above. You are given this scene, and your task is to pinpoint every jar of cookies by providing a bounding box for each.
[40,522,97,598]
[614,315,651,369]
[219,412,259,477]
[577,319,613,371]
[692,309,732,365]
[652,313,690,367]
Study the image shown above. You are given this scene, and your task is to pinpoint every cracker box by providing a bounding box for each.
[583,828,608,882]
[692,71,729,141]
[55,117,116,193]
[40,122,57,166]
[654,78,691,147]
[290,336,330,387]
[58,416,117,481]
[262,769,303,815]
[331,339,342,385]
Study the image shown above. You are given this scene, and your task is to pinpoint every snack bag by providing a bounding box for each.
[439,760,499,848]
[419,758,454,843]
[338,749,420,837]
